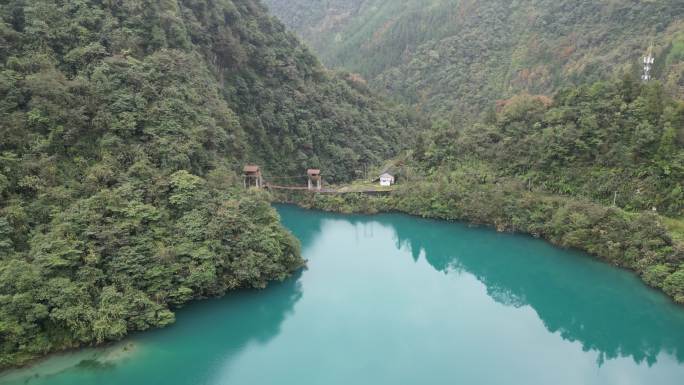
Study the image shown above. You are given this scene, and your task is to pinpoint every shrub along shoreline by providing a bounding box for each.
[272,181,684,304]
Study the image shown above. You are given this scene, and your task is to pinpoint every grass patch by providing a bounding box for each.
[662,216,684,244]
[331,180,396,193]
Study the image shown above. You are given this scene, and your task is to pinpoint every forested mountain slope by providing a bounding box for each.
[264,0,684,119]
[418,78,684,217]
[0,0,415,368]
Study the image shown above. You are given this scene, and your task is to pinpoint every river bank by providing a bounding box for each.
[271,181,684,304]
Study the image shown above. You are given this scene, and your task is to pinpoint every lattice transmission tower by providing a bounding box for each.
[642,44,655,82]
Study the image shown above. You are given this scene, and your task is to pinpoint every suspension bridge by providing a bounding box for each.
[242,165,392,195]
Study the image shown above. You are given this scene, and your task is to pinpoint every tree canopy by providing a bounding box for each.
[0,0,417,368]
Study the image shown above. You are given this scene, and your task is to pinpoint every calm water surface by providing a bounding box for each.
[3,205,684,385]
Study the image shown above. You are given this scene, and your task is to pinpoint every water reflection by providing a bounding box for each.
[137,270,305,384]
[5,205,684,385]
[280,205,684,367]
[0,271,304,385]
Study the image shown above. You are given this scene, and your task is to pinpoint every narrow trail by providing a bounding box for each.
[264,183,391,195]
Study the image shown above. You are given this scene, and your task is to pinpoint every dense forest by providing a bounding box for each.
[419,77,684,216]
[264,0,684,119]
[0,0,418,368]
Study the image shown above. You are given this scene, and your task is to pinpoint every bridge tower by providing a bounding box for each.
[307,169,321,190]
[243,165,263,188]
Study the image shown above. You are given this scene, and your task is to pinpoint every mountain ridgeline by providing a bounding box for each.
[0,0,417,368]
[264,0,684,119]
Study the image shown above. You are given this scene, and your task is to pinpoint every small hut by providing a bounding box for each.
[307,169,321,190]
[243,165,262,188]
[379,172,395,187]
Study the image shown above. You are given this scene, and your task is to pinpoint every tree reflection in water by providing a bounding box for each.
[278,204,684,367]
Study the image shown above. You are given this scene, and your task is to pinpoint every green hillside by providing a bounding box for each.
[0,0,416,368]
[264,0,684,119]
[417,78,684,217]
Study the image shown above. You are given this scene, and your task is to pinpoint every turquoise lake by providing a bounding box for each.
[2,205,684,385]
